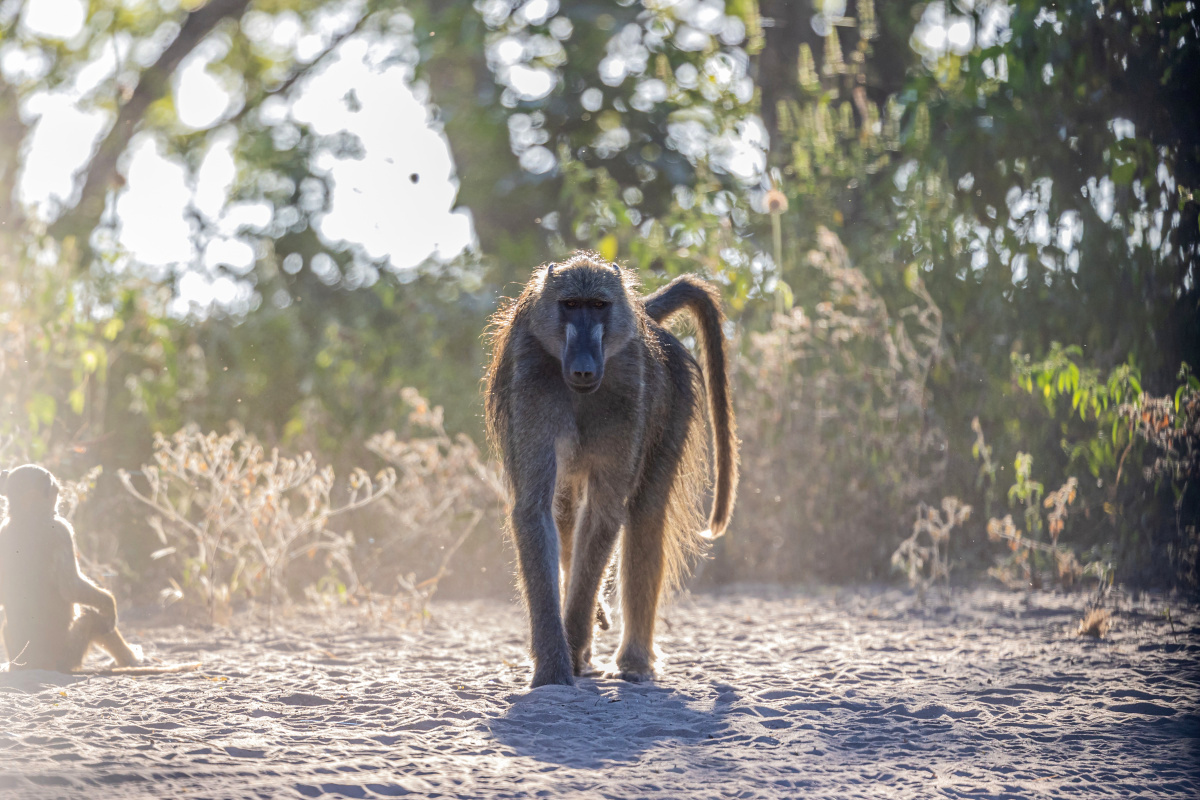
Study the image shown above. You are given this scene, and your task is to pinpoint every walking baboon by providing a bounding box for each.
[485,252,738,687]
[0,464,141,671]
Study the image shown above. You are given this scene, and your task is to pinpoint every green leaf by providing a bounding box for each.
[282,417,305,442]
[27,393,57,432]
[775,280,795,311]
[69,388,86,415]
[598,234,618,263]
[1111,157,1137,186]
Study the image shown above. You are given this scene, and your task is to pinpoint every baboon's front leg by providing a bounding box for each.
[612,484,670,682]
[563,478,624,676]
[94,629,140,667]
[553,481,579,597]
[510,451,574,688]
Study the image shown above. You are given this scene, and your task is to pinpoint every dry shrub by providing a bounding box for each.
[729,227,945,581]
[54,465,103,522]
[892,496,971,594]
[362,389,509,615]
[1121,374,1200,587]
[987,512,1086,588]
[118,425,395,625]
[1122,377,1199,486]
[985,471,1112,593]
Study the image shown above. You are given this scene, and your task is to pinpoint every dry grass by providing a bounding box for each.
[1078,608,1112,638]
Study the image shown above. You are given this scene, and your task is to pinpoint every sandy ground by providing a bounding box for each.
[0,586,1197,799]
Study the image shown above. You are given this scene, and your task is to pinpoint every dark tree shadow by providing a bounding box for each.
[485,678,736,767]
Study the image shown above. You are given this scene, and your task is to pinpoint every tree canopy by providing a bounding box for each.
[1,0,1196,590]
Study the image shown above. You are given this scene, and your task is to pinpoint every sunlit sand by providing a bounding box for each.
[1,587,1195,798]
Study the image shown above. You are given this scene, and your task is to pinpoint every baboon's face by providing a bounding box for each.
[534,259,637,394]
[558,293,611,393]
[0,464,60,517]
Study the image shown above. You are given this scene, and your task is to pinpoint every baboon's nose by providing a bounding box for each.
[565,356,602,392]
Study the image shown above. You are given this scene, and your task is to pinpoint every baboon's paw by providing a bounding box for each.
[603,666,656,683]
[531,672,575,688]
[571,646,598,677]
[604,654,656,682]
[531,658,575,688]
[574,656,603,678]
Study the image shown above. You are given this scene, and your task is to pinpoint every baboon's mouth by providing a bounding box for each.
[566,378,602,394]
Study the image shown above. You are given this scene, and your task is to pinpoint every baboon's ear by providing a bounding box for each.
[610,262,621,273]
[545,263,555,278]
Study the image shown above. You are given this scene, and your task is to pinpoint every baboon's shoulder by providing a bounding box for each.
[50,516,76,546]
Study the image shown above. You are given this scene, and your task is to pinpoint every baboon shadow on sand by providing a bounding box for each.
[487,680,739,767]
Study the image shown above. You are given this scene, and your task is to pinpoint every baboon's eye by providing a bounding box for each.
[563,299,580,309]
[590,300,609,310]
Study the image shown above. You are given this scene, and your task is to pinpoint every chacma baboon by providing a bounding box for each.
[485,252,738,687]
[0,464,142,671]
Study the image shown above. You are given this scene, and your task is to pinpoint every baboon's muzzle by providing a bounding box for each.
[563,354,603,393]
[560,312,606,393]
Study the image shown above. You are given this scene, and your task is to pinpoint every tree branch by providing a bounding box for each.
[0,77,30,254]
[49,0,252,244]
[228,11,372,128]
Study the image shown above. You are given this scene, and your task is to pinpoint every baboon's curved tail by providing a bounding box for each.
[644,276,739,537]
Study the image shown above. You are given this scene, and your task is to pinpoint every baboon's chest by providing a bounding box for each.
[557,396,645,483]
[575,404,636,441]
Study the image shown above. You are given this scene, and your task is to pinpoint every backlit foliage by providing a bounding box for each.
[1,0,1195,600]
[732,227,945,580]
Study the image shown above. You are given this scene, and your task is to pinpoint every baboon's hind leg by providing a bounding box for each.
[595,565,613,632]
[554,481,579,598]
[60,610,140,670]
[562,478,625,676]
[611,480,672,683]
[58,609,110,671]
